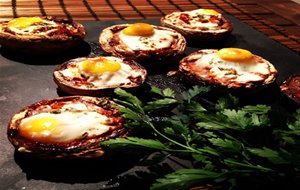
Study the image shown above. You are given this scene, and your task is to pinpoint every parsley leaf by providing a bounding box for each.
[150,86,176,98]
[274,108,300,145]
[162,88,176,98]
[248,147,289,165]
[144,98,178,113]
[208,138,244,154]
[114,88,144,113]
[181,86,210,103]
[151,169,222,190]
[215,94,239,110]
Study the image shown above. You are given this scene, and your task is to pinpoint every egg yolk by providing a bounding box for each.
[202,9,220,15]
[8,17,44,29]
[217,48,254,63]
[81,58,121,75]
[19,116,59,142]
[122,23,154,36]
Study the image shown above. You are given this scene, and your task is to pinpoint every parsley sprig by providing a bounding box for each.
[100,86,300,190]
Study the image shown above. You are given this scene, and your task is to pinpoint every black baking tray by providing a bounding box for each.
[1,16,300,190]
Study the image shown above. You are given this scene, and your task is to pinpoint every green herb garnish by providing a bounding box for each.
[100,86,300,190]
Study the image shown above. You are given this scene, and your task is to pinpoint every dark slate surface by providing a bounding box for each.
[0,16,300,190]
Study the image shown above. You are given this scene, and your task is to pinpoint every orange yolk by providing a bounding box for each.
[19,116,59,143]
[81,58,121,75]
[122,23,154,36]
[8,17,44,29]
[217,48,254,63]
[202,9,220,15]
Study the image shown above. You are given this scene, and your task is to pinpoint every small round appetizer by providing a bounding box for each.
[99,23,186,61]
[280,74,300,105]
[179,48,278,89]
[53,56,147,96]
[0,16,86,54]
[161,9,233,41]
[7,96,127,159]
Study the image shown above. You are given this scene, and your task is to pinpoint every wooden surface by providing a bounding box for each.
[0,0,299,53]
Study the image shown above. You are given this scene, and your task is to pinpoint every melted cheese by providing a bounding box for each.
[62,102,89,111]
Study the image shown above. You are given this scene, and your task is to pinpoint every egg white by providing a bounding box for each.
[118,29,174,51]
[19,108,112,143]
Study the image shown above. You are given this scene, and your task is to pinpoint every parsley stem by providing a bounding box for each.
[224,159,273,172]
[145,120,219,156]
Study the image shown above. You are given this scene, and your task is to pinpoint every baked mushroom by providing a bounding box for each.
[161,9,233,42]
[7,96,127,159]
[53,56,147,96]
[280,74,300,105]
[179,48,277,89]
[99,23,186,62]
[0,16,86,54]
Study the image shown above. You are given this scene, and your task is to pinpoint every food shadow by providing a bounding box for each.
[105,162,177,190]
[14,149,144,184]
[135,54,185,76]
[0,41,92,65]
[186,34,237,50]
